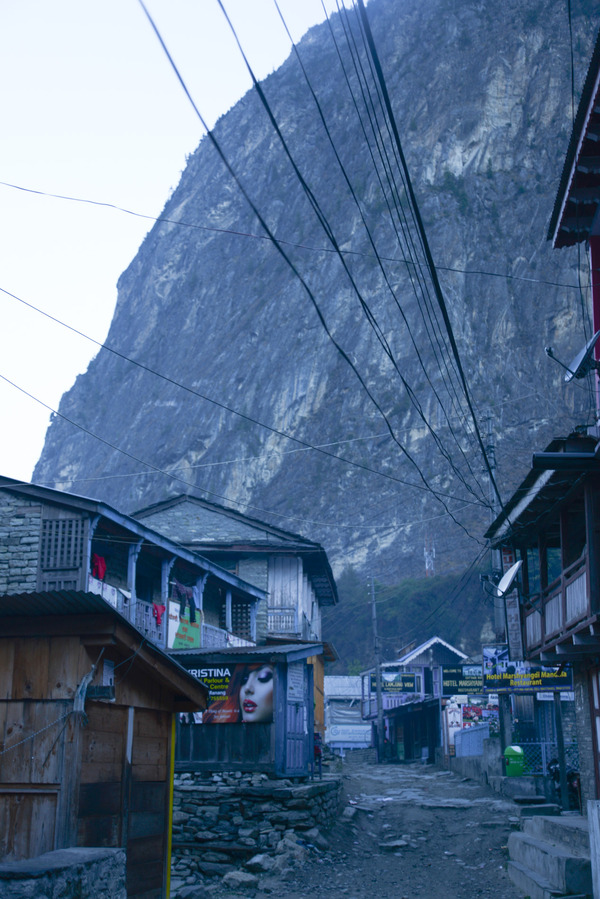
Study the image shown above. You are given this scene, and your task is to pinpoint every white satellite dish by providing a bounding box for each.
[564,329,600,382]
[494,560,522,597]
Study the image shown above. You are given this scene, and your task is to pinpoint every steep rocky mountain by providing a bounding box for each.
[34,0,600,583]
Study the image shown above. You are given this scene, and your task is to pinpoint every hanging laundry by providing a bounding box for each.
[152,602,166,626]
[172,578,196,623]
[91,554,107,580]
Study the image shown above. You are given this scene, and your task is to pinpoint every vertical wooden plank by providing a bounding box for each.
[12,638,50,700]
[0,642,15,700]
[121,707,134,848]
[48,637,80,701]
[165,713,175,899]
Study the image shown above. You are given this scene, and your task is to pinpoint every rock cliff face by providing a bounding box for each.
[34,0,600,579]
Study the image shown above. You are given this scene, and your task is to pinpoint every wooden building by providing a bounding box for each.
[0,477,266,652]
[172,644,321,777]
[486,433,600,805]
[133,494,339,734]
[361,637,467,763]
[0,591,207,899]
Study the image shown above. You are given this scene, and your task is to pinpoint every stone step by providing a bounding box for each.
[516,803,562,818]
[508,831,592,895]
[522,815,591,856]
[514,794,549,805]
[508,859,589,899]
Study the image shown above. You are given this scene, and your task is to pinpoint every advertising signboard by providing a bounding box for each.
[185,662,275,723]
[482,644,572,693]
[442,665,483,696]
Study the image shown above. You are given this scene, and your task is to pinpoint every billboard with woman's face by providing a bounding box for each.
[187,663,274,723]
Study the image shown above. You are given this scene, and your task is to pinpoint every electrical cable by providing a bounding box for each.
[0,285,487,509]
[334,0,475,433]
[0,373,486,538]
[355,0,506,517]
[271,0,490,505]
[136,0,488,540]
[0,181,584,291]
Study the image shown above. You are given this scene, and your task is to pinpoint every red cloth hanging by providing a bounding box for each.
[153,603,166,626]
[91,554,107,580]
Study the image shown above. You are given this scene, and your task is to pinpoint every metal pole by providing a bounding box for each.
[370,576,385,762]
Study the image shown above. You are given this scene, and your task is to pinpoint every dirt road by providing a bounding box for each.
[188,762,520,899]
[264,763,517,899]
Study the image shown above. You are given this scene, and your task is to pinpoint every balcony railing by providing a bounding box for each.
[268,607,298,635]
[201,623,254,648]
[88,575,255,650]
[524,554,590,652]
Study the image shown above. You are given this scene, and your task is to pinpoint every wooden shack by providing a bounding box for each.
[172,644,321,777]
[0,592,207,899]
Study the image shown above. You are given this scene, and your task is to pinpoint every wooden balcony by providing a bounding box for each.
[524,553,593,654]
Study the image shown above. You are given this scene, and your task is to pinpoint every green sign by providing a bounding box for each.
[370,672,416,693]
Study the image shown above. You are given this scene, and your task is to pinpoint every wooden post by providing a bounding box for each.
[590,237,600,418]
[226,590,232,633]
[588,799,600,899]
[554,691,569,811]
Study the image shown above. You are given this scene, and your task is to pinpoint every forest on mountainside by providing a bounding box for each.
[322,564,493,673]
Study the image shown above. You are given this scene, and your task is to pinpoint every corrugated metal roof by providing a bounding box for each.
[168,643,323,666]
[0,589,119,617]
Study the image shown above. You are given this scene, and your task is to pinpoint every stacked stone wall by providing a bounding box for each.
[171,770,342,892]
[0,848,126,898]
[0,493,41,594]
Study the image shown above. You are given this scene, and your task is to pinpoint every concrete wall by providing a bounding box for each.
[0,848,126,898]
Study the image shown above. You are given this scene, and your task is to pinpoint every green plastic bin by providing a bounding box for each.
[504,744,524,776]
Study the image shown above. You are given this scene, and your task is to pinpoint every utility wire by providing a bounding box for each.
[0,285,487,509]
[333,0,474,435]
[271,0,489,504]
[355,0,505,515]
[1,372,486,538]
[137,0,487,539]
[0,181,584,291]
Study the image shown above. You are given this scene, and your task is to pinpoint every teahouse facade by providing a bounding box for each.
[172,644,322,777]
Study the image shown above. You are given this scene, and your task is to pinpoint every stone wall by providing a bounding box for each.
[0,847,126,898]
[0,492,41,594]
[574,663,595,813]
[171,770,342,893]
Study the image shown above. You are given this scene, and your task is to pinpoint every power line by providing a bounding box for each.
[136,0,487,541]
[355,0,505,517]
[0,372,484,536]
[0,285,487,509]
[0,180,585,291]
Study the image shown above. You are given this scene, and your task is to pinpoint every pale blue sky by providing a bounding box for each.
[0,0,339,482]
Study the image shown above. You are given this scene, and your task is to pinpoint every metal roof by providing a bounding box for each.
[168,643,323,666]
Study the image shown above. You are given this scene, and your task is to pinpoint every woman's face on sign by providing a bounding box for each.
[239,665,274,722]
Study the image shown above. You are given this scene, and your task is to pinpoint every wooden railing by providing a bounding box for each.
[524,554,589,651]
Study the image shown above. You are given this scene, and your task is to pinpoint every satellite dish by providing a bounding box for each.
[564,330,600,382]
[494,560,522,597]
